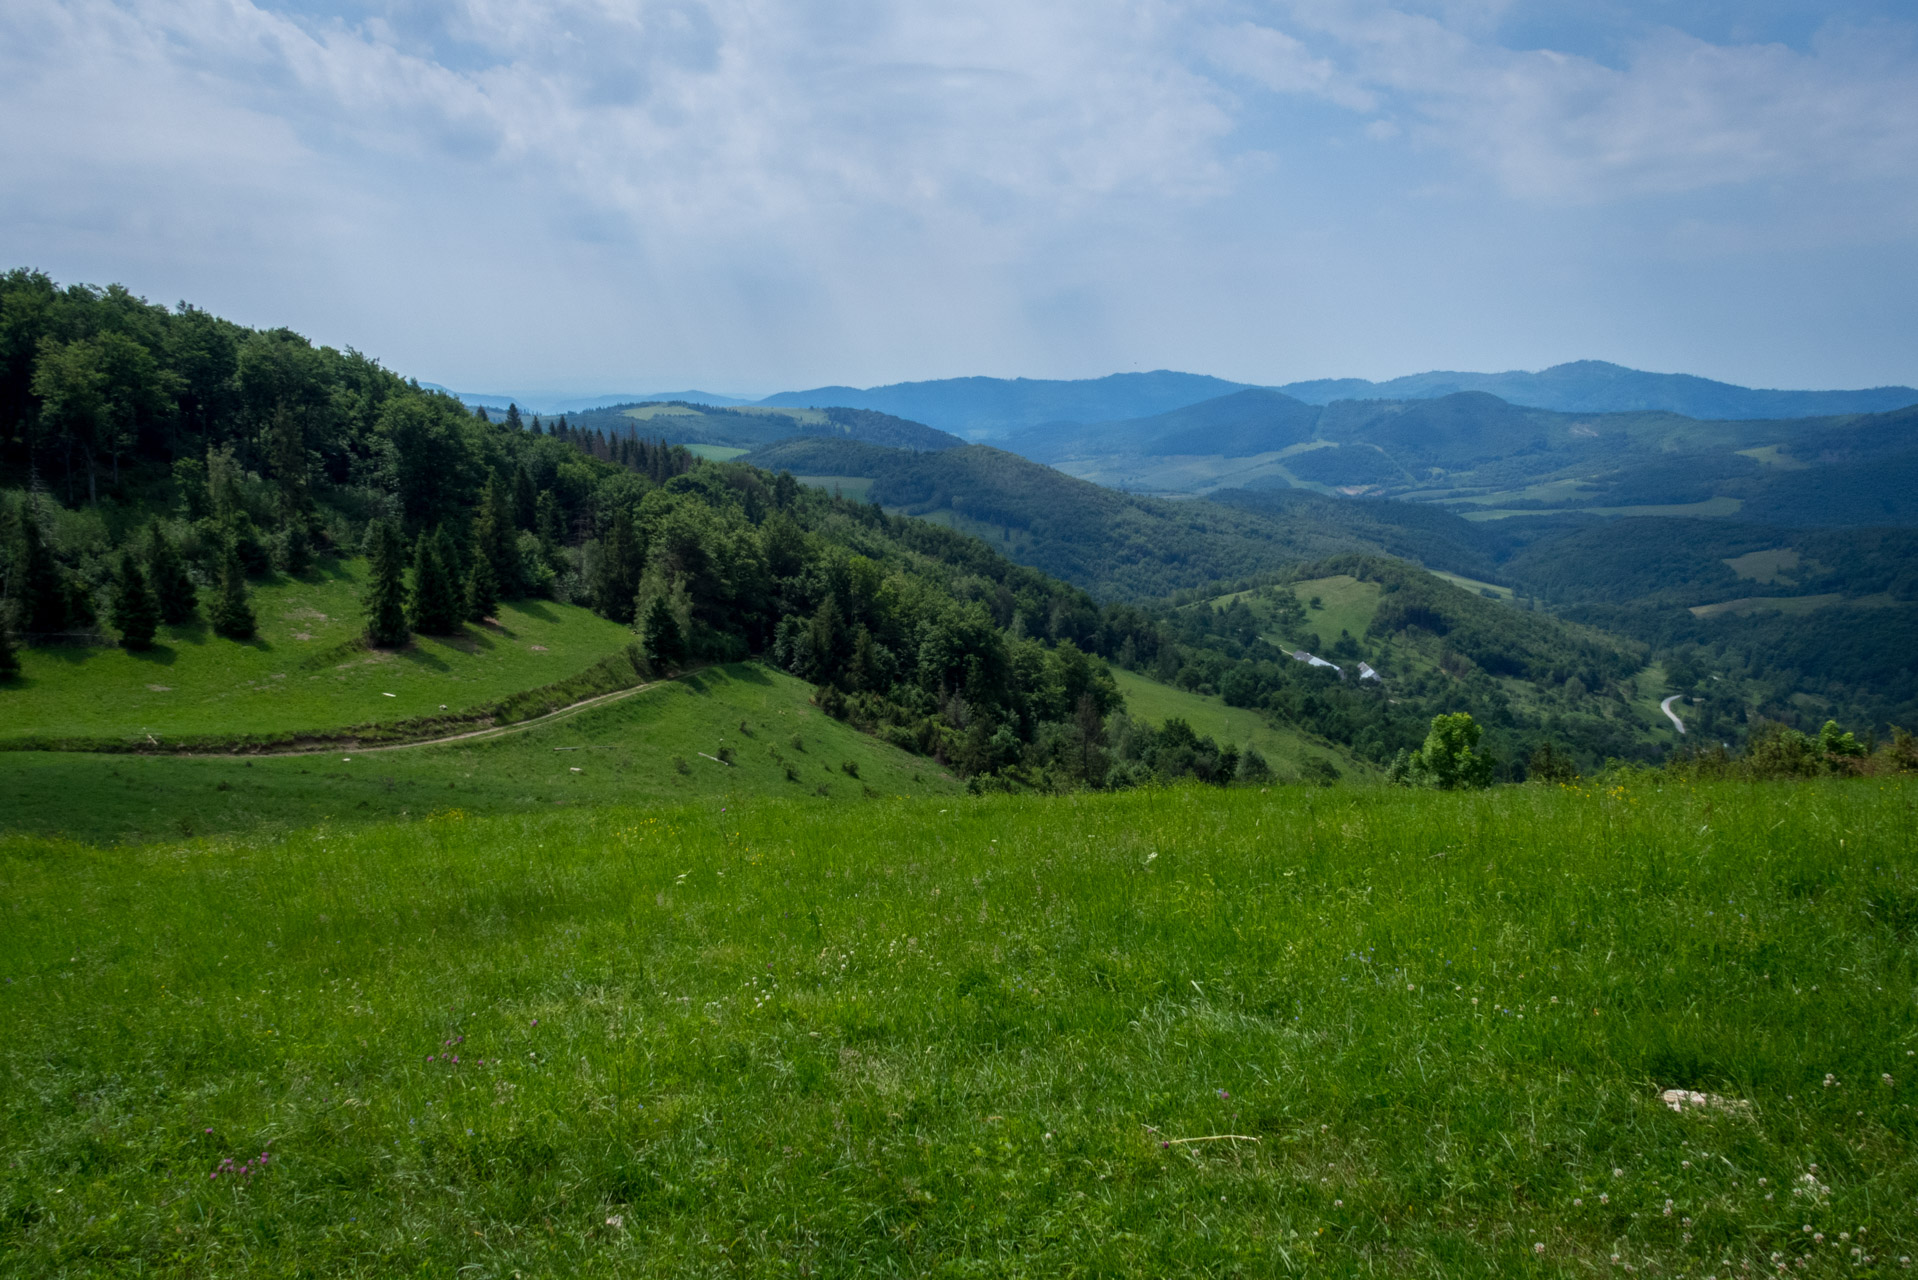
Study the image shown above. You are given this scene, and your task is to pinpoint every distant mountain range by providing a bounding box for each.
[446,362,1917,432]
[1272,361,1918,421]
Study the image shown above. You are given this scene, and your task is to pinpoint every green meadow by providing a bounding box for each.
[2,778,1913,1276]
[1110,668,1362,782]
[0,558,636,745]
[0,665,960,845]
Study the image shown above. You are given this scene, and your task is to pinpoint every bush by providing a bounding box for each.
[1390,713,1494,790]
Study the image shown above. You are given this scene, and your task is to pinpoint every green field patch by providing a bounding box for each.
[1723,547,1800,585]
[620,403,705,419]
[1286,574,1383,648]
[1736,444,1809,469]
[680,443,749,461]
[1427,568,1513,600]
[1689,593,1845,618]
[1112,668,1361,780]
[0,664,960,843]
[2,780,1912,1273]
[1,558,638,744]
[794,475,874,502]
[1463,495,1745,522]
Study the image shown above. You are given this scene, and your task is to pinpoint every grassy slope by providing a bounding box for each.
[1,558,637,743]
[0,664,961,845]
[1111,668,1365,780]
[2,780,1912,1275]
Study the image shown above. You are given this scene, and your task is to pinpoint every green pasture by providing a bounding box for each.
[3,779,1913,1275]
[1112,668,1363,781]
[0,665,959,845]
[680,444,750,462]
[1288,574,1383,649]
[795,475,875,503]
[0,558,636,744]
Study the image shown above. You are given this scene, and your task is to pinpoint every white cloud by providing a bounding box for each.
[0,0,1912,388]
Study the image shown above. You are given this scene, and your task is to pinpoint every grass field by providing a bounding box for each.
[795,476,876,503]
[1112,668,1364,781]
[1289,575,1383,650]
[680,444,750,462]
[2,778,1913,1275]
[0,559,637,745]
[0,665,960,845]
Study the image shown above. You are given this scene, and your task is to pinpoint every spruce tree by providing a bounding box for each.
[513,465,537,531]
[473,475,521,597]
[465,552,499,622]
[146,521,197,624]
[592,505,640,622]
[505,403,523,432]
[641,594,686,671]
[210,542,256,639]
[17,500,69,634]
[111,551,160,650]
[408,527,463,634]
[361,519,410,647]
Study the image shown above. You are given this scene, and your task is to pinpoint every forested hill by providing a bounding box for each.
[742,437,1512,598]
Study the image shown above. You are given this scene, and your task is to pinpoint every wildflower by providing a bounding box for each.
[1217,1089,1230,1100]
[1682,1160,1691,1168]
[1600,1194,1610,1204]
[1614,1168,1624,1178]
[1574,1198,1583,1207]
[1334,1199,1343,1208]
[607,1215,624,1228]
[1535,1243,1546,1255]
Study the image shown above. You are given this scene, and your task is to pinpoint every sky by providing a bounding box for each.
[3,0,1915,398]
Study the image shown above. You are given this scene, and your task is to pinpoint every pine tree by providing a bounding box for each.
[513,465,537,531]
[210,542,256,639]
[146,521,198,624]
[111,550,160,650]
[17,500,70,634]
[361,519,410,647]
[535,490,565,553]
[592,504,640,622]
[473,474,521,598]
[466,550,499,622]
[408,526,463,634]
[641,594,686,671]
[505,403,523,432]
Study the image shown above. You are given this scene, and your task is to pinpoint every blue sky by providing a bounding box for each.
[3,0,1913,396]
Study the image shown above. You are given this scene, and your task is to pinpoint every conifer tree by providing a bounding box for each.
[361,519,410,647]
[473,474,521,597]
[210,542,256,639]
[145,521,198,624]
[16,500,70,634]
[465,553,499,622]
[513,465,537,530]
[592,504,640,622]
[641,594,686,671]
[111,550,160,650]
[408,526,463,634]
[505,403,523,432]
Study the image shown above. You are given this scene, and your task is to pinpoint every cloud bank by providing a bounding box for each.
[2,0,1913,391]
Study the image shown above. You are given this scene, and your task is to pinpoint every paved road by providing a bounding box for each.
[1660,694,1687,734]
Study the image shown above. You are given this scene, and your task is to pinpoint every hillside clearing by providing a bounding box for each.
[0,664,960,844]
[0,558,637,744]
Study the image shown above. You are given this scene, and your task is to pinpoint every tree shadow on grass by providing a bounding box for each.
[731,663,775,686]
[508,599,562,624]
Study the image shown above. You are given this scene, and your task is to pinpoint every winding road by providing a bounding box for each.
[1660,694,1687,734]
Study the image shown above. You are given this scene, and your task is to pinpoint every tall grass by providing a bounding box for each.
[1,779,1913,1275]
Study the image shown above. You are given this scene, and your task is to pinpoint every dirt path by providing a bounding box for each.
[1660,694,1686,734]
[190,678,669,758]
